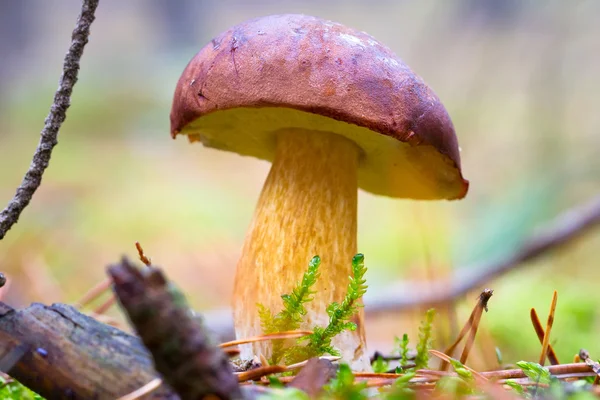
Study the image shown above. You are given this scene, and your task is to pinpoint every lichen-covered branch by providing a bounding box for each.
[0,0,98,240]
[108,257,242,400]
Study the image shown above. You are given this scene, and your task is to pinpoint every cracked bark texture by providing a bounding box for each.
[0,302,177,399]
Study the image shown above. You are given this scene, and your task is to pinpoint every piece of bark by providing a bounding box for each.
[108,257,242,400]
[289,358,337,397]
[0,301,177,399]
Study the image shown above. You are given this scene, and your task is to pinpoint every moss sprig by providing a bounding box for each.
[414,308,436,369]
[284,254,368,364]
[258,254,368,365]
[258,256,321,364]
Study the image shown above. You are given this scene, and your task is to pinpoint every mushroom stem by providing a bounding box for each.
[233,129,369,369]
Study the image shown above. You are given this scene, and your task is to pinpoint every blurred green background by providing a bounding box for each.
[1,0,599,370]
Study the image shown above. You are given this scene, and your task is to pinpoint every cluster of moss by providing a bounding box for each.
[259,254,367,365]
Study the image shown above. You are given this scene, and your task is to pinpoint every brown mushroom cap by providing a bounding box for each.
[170,14,468,199]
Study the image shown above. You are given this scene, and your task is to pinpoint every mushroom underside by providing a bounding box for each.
[180,106,465,200]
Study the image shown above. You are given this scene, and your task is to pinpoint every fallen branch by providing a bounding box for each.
[108,257,242,400]
[0,302,176,399]
[368,194,600,313]
[0,0,99,240]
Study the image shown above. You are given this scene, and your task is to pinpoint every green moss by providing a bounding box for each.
[258,254,368,365]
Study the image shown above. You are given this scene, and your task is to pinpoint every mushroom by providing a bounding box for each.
[170,14,468,370]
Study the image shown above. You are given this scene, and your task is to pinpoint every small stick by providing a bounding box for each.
[481,362,593,380]
[116,378,162,400]
[219,330,313,348]
[530,308,560,365]
[539,291,558,366]
[236,365,287,382]
[135,242,152,266]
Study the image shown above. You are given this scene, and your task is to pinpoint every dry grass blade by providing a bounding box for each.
[135,242,152,266]
[219,330,313,348]
[459,291,492,364]
[285,356,340,371]
[430,349,488,382]
[441,289,493,369]
[116,378,163,400]
[93,294,117,314]
[530,308,560,365]
[539,291,558,366]
[74,278,112,309]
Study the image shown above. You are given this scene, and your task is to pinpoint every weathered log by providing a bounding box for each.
[0,301,177,399]
[108,257,243,400]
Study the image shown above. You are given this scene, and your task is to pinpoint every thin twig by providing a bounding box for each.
[429,349,488,382]
[366,194,600,313]
[236,365,287,382]
[219,330,313,348]
[116,378,163,400]
[530,308,560,365]
[135,242,152,266]
[539,291,558,366]
[0,0,99,240]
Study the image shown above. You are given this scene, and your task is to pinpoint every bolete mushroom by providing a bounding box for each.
[170,14,468,370]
